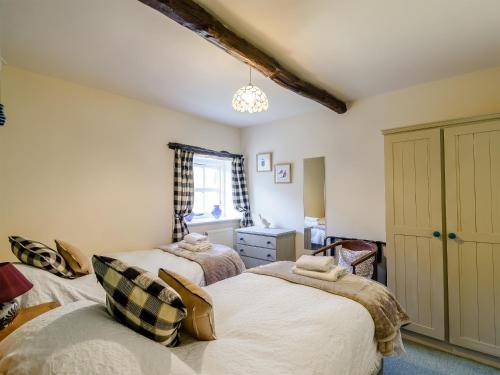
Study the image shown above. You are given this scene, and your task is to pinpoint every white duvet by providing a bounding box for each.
[14,249,205,308]
[0,273,380,375]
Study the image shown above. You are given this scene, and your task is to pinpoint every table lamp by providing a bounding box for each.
[0,262,33,329]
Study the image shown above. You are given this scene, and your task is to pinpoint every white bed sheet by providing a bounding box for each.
[310,225,326,245]
[1,273,380,375]
[14,249,205,308]
[13,264,105,308]
[111,249,205,286]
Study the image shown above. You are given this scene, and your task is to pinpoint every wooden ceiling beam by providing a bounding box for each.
[138,0,347,114]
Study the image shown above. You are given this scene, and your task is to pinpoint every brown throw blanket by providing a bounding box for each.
[159,243,245,285]
[247,261,410,356]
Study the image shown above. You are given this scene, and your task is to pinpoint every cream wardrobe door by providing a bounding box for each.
[444,120,500,357]
[385,128,445,340]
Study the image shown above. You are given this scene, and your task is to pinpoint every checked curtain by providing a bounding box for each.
[172,149,194,242]
[232,156,253,227]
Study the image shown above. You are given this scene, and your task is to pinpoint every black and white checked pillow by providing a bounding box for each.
[92,255,187,347]
[9,236,75,279]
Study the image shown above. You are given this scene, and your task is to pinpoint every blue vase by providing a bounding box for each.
[211,205,222,219]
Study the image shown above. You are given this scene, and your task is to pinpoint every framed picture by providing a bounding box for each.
[256,152,272,172]
[275,163,292,184]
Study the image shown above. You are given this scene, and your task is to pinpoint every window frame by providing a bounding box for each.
[191,155,240,222]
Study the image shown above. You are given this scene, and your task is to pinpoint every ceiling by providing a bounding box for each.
[1,0,500,127]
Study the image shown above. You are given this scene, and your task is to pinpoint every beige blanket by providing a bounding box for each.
[247,261,410,356]
[159,243,245,285]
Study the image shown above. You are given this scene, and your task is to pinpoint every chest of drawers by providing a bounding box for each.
[235,226,296,269]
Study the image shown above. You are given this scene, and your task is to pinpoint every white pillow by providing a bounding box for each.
[338,248,374,279]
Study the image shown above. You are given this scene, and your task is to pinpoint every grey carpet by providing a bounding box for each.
[384,341,499,374]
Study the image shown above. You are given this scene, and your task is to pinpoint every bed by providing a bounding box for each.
[14,246,239,309]
[304,216,327,247]
[0,271,383,375]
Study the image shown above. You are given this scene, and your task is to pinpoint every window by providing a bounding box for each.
[192,155,240,222]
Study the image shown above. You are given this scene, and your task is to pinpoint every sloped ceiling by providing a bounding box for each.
[1,0,500,126]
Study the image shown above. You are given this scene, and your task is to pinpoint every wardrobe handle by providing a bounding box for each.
[432,231,441,238]
[448,232,457,240]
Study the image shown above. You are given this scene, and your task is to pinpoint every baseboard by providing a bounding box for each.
[402,330,500,370]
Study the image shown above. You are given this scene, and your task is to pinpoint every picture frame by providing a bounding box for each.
[274,163,292,184]
[256,152,272,172]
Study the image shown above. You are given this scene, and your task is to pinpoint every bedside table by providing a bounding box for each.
[0,301,60,341]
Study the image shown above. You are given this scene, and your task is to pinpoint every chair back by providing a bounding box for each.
[337,240,375,252]
[323,236,386,283]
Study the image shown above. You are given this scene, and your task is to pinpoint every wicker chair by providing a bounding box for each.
[312,239,378,280]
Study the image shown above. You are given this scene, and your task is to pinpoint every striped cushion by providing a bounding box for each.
[92,255,187,347]
[9,236,75,279]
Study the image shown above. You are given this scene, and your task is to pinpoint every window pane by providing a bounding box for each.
[191,156,241,220]
[205,167,220,189]
[194,166,204,188]
[205,191,220,213]
[193,191,204,214]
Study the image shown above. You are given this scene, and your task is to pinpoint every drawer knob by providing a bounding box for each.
[448,232,457,240]
[240,237,244,241]
[239,249,244,253]
[266,241,271,245]
[267,254,272,258]
[432,231,441,238]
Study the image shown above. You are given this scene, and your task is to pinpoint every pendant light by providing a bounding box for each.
[232,66,269,113]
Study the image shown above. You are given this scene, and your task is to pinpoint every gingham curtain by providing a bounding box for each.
[0,103,5,126]
[172,149,194,242]
[232,156,253,227]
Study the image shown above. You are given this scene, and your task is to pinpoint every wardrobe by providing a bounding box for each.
[383,113,500,358]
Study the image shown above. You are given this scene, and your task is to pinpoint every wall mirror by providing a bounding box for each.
[303,157,326,250]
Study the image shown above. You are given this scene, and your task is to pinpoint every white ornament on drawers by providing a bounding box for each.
[235,226,296,269]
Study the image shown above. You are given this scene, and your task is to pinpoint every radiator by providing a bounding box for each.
[204,227,234,248]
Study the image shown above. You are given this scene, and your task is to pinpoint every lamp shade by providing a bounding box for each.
[232,84,269,113]
[0,262,33,303]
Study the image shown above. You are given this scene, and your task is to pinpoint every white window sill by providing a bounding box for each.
[187,217,241,227]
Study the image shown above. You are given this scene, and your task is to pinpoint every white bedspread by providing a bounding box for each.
[111,249,205,286]
[14,249,205,308]
[13,264,105,308]
[0,273,380,375]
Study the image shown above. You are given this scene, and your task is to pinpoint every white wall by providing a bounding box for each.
[242,66,500,257]
[0,67,240,261]
[3,65,500,262]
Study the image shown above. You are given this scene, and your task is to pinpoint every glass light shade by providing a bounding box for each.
[232,84,269,113]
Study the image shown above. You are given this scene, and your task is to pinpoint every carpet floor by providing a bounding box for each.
[384,341,499,374]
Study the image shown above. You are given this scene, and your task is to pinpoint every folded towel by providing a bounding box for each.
[184,233,208,245]
[296,255,334,272]
[292,265,348,282]
[178,240,212,252]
